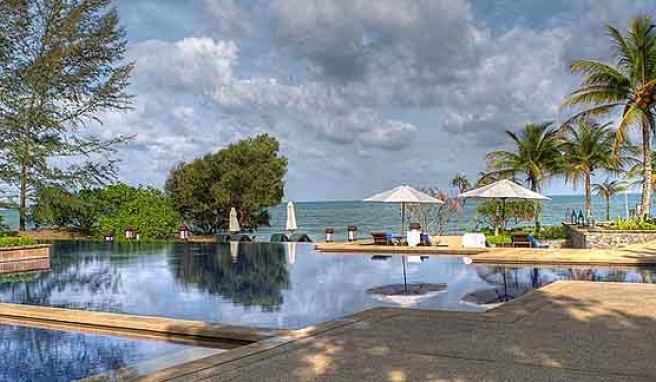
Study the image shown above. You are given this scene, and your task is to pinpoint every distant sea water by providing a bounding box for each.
[0,193,645,242]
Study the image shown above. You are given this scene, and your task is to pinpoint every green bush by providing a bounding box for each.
[486,235,511,245]
[96,185,180,241]
[613,218,656,231]
[0,237,38,248]
[479,225,567,240]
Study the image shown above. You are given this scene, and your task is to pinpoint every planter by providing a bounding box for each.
[0,245,51,263]
[564,224,656,249]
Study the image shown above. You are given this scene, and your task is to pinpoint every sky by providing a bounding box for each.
[98,0,656,201]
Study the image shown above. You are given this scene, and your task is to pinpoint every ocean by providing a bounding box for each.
[1,193,644,241]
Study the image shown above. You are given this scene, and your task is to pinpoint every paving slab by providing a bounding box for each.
[138,281,656,382]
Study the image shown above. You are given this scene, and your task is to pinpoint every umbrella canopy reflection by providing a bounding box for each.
[367,283,447,307]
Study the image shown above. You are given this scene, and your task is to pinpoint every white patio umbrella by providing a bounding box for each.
[364,185,444,237]
[286,201,297,233]
[229,207,240,233]
[365,185,443,293]
[458,179,550,235]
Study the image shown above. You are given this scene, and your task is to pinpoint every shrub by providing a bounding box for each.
[613,218,656,231]
[0,237,37,248]
[486,235,511,245]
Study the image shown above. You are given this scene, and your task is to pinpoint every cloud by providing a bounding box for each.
[102,0,656,198]
[100,36,419,192]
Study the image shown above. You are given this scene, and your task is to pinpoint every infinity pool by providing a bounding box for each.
[0,321,223,382]
[0,241,654,329]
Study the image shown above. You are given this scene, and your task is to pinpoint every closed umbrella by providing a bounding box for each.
[458,179,550,235]
[229,207,240,234]
[286,201,297,233]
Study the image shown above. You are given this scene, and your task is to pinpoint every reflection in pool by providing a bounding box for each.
[0,322,221,382]
[0,241,654,329]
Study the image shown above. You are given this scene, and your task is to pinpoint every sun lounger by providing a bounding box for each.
[371,232,392,245]
[289,233,312,242]
[270,233,289,242]
[511,232,531,248]
[527,234,549,249]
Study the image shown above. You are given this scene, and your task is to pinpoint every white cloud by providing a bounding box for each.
[102,0,656,198]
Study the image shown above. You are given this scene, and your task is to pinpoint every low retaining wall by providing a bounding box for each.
[565,224,656,249]
[0,245,50,263]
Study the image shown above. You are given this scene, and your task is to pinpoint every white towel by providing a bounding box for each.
[462,233,486,248]
[407,229,421,247]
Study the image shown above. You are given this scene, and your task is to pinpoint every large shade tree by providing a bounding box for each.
[0,0,133,230]
[563,15,656,217]
[560,119,627,218]
[166,134,287,234]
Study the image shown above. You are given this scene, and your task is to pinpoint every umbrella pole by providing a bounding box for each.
[401,202,406,238]
[402,256,408,293]
[501,198,506,234]
[494,202,500,236]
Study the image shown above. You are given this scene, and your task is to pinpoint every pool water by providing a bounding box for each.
[0,241,654,329]
[0,322,222,382]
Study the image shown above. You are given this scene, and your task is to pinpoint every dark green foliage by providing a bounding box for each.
[0,0,134,230]
[166,134,287,234]
[31,183,180,240]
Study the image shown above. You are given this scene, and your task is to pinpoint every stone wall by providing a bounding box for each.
[0,245,50,263]
[565,224,656,249]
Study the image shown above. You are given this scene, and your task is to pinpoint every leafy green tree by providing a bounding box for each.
[560,119,628,218]
[563,15,656,217]
[592,178,626,221]
[166,134,287,234]
[97,185,180,240]
[476,200,541,233]
[31,183,179,240]
[450,173,471,193]
[0,0,134,230]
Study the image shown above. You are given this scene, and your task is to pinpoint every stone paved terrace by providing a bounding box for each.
[471,240,656,266]
[137,281,656,381]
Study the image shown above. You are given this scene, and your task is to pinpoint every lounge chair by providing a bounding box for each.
[289,233,312,242]
[511,232,531,248]
[371,232,392,245]
[270,233,289,242]
[527,234,549,249]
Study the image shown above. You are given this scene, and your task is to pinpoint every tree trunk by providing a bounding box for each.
[605,195,610,221]
[641,120,652,217]
[18,162,28,231]
[584,171,591,220]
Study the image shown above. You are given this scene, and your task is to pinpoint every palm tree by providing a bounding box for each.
[563,16,656,217]
[485,122,563,192]
[592,178,626,221]
[560,119,625,218]
[451,173,471,193]
[485,121,563,227]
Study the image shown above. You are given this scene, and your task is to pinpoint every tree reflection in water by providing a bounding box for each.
[171,243,290,311]
[0,323,134,382]
[0,241,166,309]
